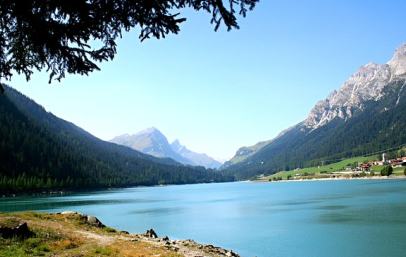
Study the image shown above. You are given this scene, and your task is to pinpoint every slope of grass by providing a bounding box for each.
[260,156,377,181]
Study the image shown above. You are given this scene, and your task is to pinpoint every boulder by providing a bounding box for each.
[145,228,158,238]
[60,211,78,215]
[0,222,32,239]
[86,216,105,228]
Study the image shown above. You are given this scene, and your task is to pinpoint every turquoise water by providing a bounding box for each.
[1,180,406,257]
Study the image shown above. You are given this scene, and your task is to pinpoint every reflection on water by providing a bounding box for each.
[129,207,184,215]
[319,203,406,225]
[1,180,406,257]
[0,197,169,212]
[317,204,349,210]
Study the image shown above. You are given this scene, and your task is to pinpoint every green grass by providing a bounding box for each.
[95,246,113,256]
[393,167,406,175]
[263,156,377,181]
[0,237,51,257]
[370,166,405,175]
[102,226,117,233]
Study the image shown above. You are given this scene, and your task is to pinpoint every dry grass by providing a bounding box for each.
[0,212,185,257]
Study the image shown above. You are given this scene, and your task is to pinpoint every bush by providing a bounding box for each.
[380,166,393,176]
[404,168,406,176]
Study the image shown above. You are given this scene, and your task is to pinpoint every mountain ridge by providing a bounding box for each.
[111,128,222,169]
[0,86,231,193]
[223,43,406,178]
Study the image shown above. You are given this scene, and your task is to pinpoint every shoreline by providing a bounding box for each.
[254,175,406,183]
[0,181,237,198]
[0,211,240,257]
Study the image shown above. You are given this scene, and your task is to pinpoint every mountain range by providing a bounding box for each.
[111,128,222,169]
[223,43,406,179]
[0,87,231,193]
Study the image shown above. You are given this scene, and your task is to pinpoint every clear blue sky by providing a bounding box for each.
[9,0,406,161]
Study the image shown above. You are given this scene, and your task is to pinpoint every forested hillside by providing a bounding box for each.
[224,78,406,180]
[0,87,232,193]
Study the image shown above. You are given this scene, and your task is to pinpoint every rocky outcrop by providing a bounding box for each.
[138,237,241,257]
[59,211,105,228]
[0,221,32,239]
[86,215,105,228]
[144,228,158,238]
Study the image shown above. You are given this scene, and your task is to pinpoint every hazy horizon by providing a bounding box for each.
[8,0,406,160]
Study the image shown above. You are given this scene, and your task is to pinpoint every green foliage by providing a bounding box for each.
[95,246,113,256]
[404,168,406,176]
[0,236,50,257]
[380,166,393,176]
[0,1,257,87]
[0,87,232,194]
[270,176,282,181]
[103,227,117,233]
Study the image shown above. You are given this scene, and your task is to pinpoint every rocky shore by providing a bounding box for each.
[0,211,239,257]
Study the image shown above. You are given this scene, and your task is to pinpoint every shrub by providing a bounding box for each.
[380,166,393,176]
[103,227,117,233]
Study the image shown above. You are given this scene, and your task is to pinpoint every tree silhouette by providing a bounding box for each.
[0,0,258,91]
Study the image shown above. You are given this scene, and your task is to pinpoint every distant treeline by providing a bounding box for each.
[0,87,233,194]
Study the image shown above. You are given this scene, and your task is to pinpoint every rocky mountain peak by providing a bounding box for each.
[171,139,185,152]
[304,44,405,130]
[387,43,406,76]
[111,129,221,169]
[137,127,162,136]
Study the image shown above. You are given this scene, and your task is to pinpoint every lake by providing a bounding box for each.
[1,179,406,257]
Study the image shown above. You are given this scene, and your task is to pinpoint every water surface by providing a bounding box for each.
[1,180,406,257]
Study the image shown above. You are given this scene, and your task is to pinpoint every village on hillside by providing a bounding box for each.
[263,152,406,182]
[354,153,406,172]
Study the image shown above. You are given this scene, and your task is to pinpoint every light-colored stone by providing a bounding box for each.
[60,211,77,215]
[304,43,406,130]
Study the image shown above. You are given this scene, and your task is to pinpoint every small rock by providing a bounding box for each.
[60,211,78,215]
[86,216,105,228]
[226,250,239,257]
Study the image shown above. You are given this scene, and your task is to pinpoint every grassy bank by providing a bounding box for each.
[257,156,405,182]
